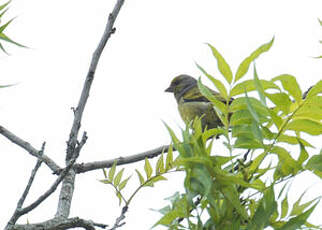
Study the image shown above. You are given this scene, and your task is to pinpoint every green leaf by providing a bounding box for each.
[116,191,122,206]
[156,153,165,174]
[247,186,277,230]
[118,176,131,191]
[113,168,124,187]
[108,161,117,181]
[102,168,107,178]
[221,185,249,219]
[207,43,233,84]
[249,152,266,174]
[235,37,274,83]
[0,41,8,54]
[230,97,269,117]
[251,120,263,145]
[145,175,167,187]
[245,92,260,123]
[266,93,292,114]
[278,202,318,230]
[272,74,302,102]
[319,18,322,26]
[277,134,313,148]
[196,63,228,99]
[234,136,263,149]
[286,119,322,136]
[0,1,10,12]
[306,154,322,172]
[281,196,289,219]
[144,158,153,179]
[231,79,279,97]
[99,179,112,184]
[230,110,253,126]
[197,78,226,113]
[0,17,14,33]
[289,191,318,216]
[305,80,322,99]
[135,169,145,185]
[298,141,309,165]
[0,33,25,47]
[165,144,173,171]
[163,122,181,148]
[253,64,266,106]
[271,146,300,175]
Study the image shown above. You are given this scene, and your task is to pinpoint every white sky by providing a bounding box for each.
[1,0,322,229]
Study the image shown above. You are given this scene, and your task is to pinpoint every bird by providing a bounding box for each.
[165,74,231,130]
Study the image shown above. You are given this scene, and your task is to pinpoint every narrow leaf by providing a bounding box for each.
[278,202,318,230]
[253,64,267,106]
[231,79,279,97]
[207,43,233,83]
[286,119,322,136]
[118,176,131,191]
[108,161,117,181]
[144,158,153,179]
[165,144,173,171]
[272,74,302,102]
[235,37,274,83]
[196,63,228,99]
[135,169,145,185]
[114,168,124,187]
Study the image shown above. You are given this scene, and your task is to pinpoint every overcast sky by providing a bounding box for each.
[1,0,322,229]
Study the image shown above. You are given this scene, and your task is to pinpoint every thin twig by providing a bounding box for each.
[11,217,108,230]
[5,143,46,229]
[108,206,128,230]
[5,151,82,229]
[0,125,61,173]
[74,145,169,173]
[56,0,126,219]
[66,0,125,161]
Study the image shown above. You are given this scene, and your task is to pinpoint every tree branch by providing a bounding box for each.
[56,132,87,218]
[66,0,125,161]
[0,125,61,173]
[5,149,81,229]
[5,143,46,229]
[11,217,108,230]
[108,206,128,230]
[56,0,125,220]
[74,145,169,173]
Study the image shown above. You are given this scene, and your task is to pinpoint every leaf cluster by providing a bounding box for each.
[0,0,24,54]
[100,146,176,206]
[155,38,322,229]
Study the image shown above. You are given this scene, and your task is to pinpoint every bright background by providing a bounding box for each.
[1,0,322,229]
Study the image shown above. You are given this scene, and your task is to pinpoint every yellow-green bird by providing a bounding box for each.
[165,74,231,129]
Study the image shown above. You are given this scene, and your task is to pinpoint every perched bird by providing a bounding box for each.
[165,74,231,129]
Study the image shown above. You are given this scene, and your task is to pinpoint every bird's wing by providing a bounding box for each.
[182,85,228,104]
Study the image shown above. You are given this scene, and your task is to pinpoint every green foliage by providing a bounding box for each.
[0,0,25,54]
[155,38,322,229]
[99,147,176,206]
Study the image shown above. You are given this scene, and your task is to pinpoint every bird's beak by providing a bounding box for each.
[165,85,174,93]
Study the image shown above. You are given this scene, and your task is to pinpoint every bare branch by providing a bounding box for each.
[10,217,108,230]
[57,0,125,220]
[5,143,46,229]
[18,142,46,208]
[74,145,170,173]
[5,152,81,229]
[108,206,128,230]
[66,0,125,161]
[56,132,88,218]
[0,125,61,173]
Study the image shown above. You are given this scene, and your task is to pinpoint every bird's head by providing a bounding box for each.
[165,74,197,102]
